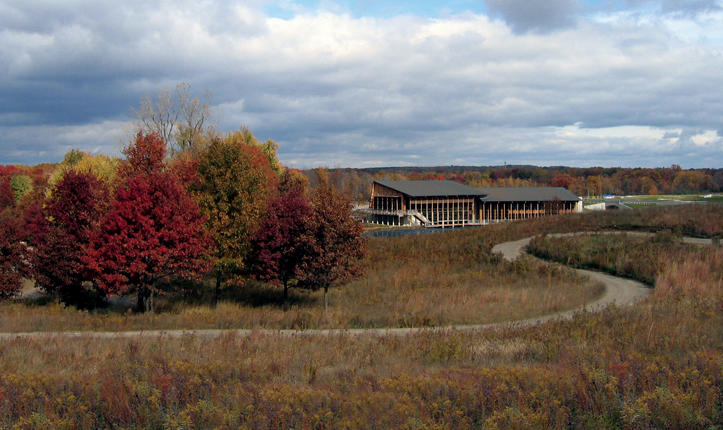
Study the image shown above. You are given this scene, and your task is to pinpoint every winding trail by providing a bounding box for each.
[493,235,650,313]
[2,233,710,340]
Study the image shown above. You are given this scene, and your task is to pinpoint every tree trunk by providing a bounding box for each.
[324,286,328,312]
[137,286,153,313]
[215,269,222,308]
[283,280,289,304]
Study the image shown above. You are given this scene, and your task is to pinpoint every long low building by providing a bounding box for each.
[361,180,582,227]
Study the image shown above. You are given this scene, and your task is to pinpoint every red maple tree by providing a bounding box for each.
[121,132,167,176]
[46,170,110,243]
[0,213,27,299]
[85,133,213,312]
[21,197,50,245]
[0,179,14,210]
[251,171,313,303]
[25,171,110,306]
[297,180,366,311]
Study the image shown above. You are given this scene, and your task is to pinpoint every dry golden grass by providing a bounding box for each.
[2,206,723,428]
[0,227,603,332]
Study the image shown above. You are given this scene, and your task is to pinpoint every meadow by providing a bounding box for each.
[2,227,601,332]
[1,204,722,428]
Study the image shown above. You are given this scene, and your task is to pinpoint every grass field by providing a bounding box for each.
[1,204,722,428]
[617,194,723,204]
[1,227,602,332]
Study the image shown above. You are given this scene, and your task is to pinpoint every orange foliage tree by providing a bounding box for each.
[196,130,278,306]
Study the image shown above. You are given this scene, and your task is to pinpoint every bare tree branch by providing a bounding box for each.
[131,83,217,156]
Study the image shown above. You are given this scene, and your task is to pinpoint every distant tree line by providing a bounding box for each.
[308,164,723,202]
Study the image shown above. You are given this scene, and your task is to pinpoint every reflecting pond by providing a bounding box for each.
[363,226,480,238]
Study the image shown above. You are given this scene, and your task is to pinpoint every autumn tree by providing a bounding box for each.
[297,176,366,311]
[85,133,213,312]
[21,197,50,245]
[121,132,167,175]
[25,170,110,306]
[196,131,278,306]
[250,170,312,303]
[46,171,111,243]
[0,180,14,210]
[0,213,27,299]
[550,173,575,190]
[47,150,121,192]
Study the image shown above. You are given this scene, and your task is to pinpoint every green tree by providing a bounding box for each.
[10,175,33,202]
[62,149,86,166]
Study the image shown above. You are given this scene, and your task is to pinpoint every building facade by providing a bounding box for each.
[361,180,582,227]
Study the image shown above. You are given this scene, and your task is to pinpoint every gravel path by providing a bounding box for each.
[4,232,706,340]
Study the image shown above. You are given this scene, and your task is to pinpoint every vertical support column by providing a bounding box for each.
[437,197,440,227]
[453,197,456,227]
[438,197,441,227]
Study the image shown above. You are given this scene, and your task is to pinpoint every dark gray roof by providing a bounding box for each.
[375,180,581,202]
[478,187,581,202]
[375,180,487,197]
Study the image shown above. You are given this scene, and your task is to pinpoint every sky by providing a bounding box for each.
[1,0,722,169]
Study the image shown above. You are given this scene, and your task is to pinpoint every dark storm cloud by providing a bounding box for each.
[0,0,722,168]
[484,0,578,33]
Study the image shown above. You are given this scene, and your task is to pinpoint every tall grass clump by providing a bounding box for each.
[528,230,722,292]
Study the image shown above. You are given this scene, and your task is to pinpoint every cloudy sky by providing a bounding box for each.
[2,0,722,168]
